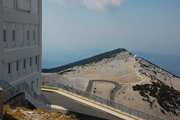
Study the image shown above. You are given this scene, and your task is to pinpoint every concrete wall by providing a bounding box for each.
[4,93,26,109]
[4,92,36,110]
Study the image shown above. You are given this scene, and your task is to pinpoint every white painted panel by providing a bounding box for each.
[31,0,38,14]
[3,0,14,9]
[3,22,6,29]
[20,29,23,41]
[17,0,30,11]
[12,23,15,30]
[27,24,29,30]
[20,24,23,41]
[32,25,35,30]
[20,24,23,29]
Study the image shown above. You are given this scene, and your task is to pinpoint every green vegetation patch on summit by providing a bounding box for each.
[133,80,180,116]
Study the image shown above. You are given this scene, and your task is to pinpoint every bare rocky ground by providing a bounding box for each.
[42,51,180,120]
[3,105,77,120]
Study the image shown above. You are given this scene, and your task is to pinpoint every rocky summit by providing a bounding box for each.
[42,48,180,120]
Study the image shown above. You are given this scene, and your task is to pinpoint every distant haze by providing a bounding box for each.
[42,49,105,68]
[133,51,180,77]
[43,0,180,55]
[43,0,180,76]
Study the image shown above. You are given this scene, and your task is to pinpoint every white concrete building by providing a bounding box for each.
[0,0,42,95]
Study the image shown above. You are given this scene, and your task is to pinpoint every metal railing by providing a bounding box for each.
[0,80,51,109]
[42,81,165,120]
[0,80,11,90]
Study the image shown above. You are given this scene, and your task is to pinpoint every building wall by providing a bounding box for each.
[0,0,3,80]
[0,87,3,120]
[0,0,42,94]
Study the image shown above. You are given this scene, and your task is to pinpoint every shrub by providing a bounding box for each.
[132,79,180,116]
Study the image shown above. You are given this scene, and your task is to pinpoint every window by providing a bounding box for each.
[3,30,6,41]
[31,0,38,14]
[16,61,19,71]
[3,22,6,42]
[8,63,11,74]
[12,23,15,41]
[35,56,38,70]
[31,82,33,89]
[17,0,30,12]
[23,59,26,69]
[27,24,29,40]
[3,0,14,9]
[33,31,35,40]
[27,30,29,40]
[35,56,38,65]
[30,58,32,66]
[33,25,35,40]
[12,30,15,41]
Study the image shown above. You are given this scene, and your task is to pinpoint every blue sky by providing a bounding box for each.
[42,0,180,55]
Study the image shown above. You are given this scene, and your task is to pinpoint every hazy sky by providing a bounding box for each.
[42,0,180,55]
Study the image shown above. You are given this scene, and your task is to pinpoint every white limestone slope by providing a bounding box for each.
[42,50,180,120]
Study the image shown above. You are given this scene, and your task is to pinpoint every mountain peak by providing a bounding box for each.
[42,48,180,119]
[42,48,129,73]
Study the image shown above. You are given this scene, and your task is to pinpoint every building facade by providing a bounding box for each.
[0,0,42,95]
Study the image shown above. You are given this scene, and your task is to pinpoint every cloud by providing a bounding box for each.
[81,0,125,11]
[51,0,126,11]
[51,0,75,4]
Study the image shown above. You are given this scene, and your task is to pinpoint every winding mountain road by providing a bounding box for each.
[42,90,124,120]
[85,80,122,101]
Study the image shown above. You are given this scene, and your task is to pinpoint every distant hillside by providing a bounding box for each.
[42,49,105,69]
[133,51,180,77]
[42,48,127,73]
[43,49,180,77]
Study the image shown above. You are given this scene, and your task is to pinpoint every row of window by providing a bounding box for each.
[8,56,39,75]
[3,22,38,47]
[7,59,39,89]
